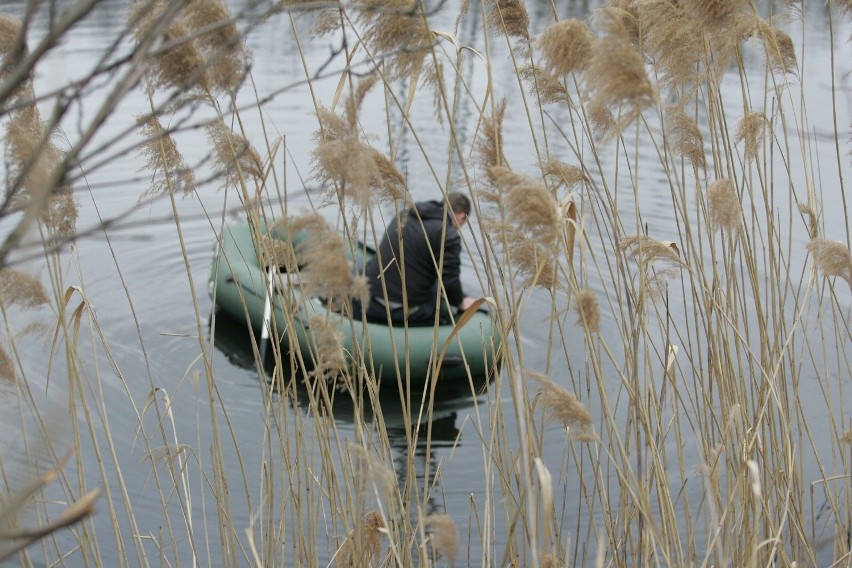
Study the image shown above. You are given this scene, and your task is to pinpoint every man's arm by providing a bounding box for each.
[441,230,467,307]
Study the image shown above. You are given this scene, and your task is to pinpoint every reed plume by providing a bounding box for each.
[183,0,250,93]
[130,1,211,93]
[575,289,600,333]
[0,13,31,100]
[586,98,616,138]
[485,0,530,41]
[536,19,595,76]
[797,203,819,240]
[807,239,852,286]
[353,0,434,82]
[735,111,769,162]
[0,269,49,309]
[136,115,196,198]
[207,122,264,191]
[0,13,22,56]
[277,213,369,303]
[424,514,458,568]
[683,0,744,28]
[540,158,588,192]
[497,169,562,246]
[307,314,348,380]
[347,443,395,496]
[620,235,686,305]
[475,99,508,190]
[706,179,741,232]
[511,237,557,289]
[3,103,77,236]
[666,105,706,171]
[594,2,640,48]
[528,370,594,432]
[585,34,655,131]
[519,64,570,106]
[620,235,685,269]
[636,0,704,89]
[312,78,407,207]
[336,511,384,567]
[749,19,798,75]
[0,344,13,381]
[480,218,556,288]
[258,235,298,271]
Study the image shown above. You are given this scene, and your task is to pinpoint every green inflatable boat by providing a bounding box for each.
[207,220,502,384]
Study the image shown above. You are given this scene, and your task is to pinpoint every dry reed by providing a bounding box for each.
[130,1,211,93]
[536,19,595,77]
[528,370,593,431]
[585,33,655,130]
[276,213,369,303]
[183,0,250,93]
[683,0,744,28]
[207,122,264,190]
[575,289,600,333]
[620,235,685,269]
[3,103,76,235]
[540,158,588,192]
[0,13,30,101]
[636,0,704,89]
[807,239,852,285]
[353,0,434,82]
[666,105,706,171]
[499,171,562,246]
[312,78,407,207]
[706,179,741,232]
[797,203,819,240]
[475,99,509,190]
[336,511,384,567]
[519,64,570,106]
[748,18,798,75]
[136,114,196,197]
[0,269,48,310]
[306,314,348,379]
[0,13,22,56]
[485,0,530,41]
[593,3,640,48]
[735,111,770,162]
[424,514,458,568]
[5,0,851,566]
[258,235,298,271]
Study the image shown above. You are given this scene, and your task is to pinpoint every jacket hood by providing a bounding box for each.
[410,200,451,222]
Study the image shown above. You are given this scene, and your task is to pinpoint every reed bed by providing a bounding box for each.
[0,0,851,566]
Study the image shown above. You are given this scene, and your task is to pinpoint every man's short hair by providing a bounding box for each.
[448,192,471,216]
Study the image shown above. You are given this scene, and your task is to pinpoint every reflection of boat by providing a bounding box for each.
[208,220,502,385]
[212,309,491,518]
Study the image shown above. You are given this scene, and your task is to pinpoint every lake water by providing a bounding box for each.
[1,0,851,566]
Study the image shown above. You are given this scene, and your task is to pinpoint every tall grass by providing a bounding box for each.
[0,0,851,566]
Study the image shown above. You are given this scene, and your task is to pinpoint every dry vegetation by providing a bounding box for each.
[0,0,851,566]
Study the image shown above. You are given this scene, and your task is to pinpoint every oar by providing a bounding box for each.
[259,265,276,362]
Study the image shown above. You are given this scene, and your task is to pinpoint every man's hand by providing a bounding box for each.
[458,297,477,311]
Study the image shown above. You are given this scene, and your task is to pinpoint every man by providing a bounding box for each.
[357,192,477,325]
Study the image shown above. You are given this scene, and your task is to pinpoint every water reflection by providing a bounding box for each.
[209,310,491,518]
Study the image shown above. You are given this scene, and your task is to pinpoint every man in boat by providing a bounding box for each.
[355,192,477,325]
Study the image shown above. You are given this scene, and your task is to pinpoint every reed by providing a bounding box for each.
[1,0,851,566]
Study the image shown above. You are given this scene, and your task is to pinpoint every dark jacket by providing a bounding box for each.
[365,200,465,308]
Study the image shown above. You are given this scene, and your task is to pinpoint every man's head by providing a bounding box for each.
[448,192,471,228]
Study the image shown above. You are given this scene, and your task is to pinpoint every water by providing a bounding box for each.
[0,0,851,566]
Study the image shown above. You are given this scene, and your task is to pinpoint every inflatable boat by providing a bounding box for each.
[207,220,502,384]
